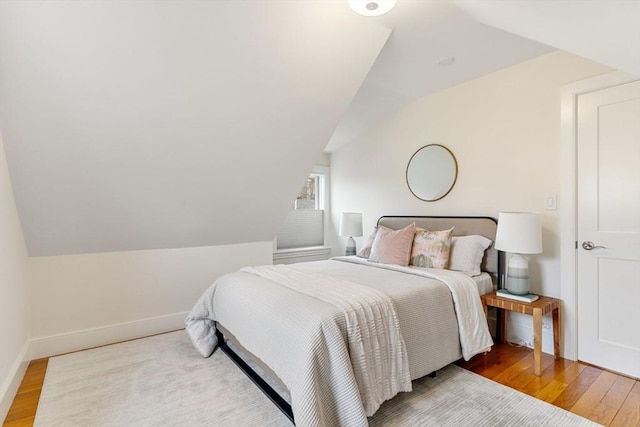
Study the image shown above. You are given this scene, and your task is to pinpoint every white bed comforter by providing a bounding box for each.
[186,266,378,426]
[335,257,493,361]
[241,265,412,416]
[185,259,492,427]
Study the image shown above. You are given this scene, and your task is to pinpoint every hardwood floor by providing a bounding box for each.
[4,343,639,426]
[456,343,640,426]
[3,359,48,427]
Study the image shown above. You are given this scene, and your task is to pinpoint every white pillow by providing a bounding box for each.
[448,235,493,276]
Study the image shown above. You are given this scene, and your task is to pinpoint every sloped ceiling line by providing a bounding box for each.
[0,0,391,256]
[2,0,635,256]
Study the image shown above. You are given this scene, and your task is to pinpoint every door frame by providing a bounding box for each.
[560,70,638,360]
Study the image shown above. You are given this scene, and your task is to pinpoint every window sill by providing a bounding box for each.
[273,246,332,261]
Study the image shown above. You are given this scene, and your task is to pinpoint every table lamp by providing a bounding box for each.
[495,212,542,295]
[339,212,363,256]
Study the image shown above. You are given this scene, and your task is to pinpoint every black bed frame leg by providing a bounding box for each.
[215,329,295,425]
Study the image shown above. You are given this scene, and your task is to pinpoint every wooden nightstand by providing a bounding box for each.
[481,292,561,376]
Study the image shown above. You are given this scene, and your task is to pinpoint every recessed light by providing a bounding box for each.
[348,0,397,17]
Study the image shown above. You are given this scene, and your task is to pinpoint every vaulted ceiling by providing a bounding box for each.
[1,1,390,255]
[1,0,637,256]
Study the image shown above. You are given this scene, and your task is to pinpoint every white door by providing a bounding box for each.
[577,80,640,378]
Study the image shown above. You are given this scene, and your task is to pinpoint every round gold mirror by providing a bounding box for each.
[406,144,458,201]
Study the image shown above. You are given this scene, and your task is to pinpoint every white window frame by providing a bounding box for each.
[273,165,331,263]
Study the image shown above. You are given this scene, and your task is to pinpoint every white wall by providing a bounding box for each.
[330,51,611,355]
[0,133,30,423]
[29,241,273,359]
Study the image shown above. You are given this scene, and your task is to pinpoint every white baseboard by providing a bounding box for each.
[29,311,189,360]
[2,312,189,423]
[0,341,30,425]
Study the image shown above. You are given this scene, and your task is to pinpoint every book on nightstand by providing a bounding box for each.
[497,289,539,303]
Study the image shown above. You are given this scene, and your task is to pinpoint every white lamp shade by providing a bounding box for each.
[495,212,542,254]
[339,212,363,237]
[347,0,396,16]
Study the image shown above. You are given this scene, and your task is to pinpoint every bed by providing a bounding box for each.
[185,216,502,427]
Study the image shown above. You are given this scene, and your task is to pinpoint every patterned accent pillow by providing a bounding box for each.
[356,227,377,259]
[369,223,416,266]
[410,227,454,269]
[448,235,493,276]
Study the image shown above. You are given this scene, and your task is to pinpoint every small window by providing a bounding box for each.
[276,167,328,250]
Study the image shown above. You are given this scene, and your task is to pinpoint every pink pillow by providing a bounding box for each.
[369,223,416,266]
[410,227,454,269]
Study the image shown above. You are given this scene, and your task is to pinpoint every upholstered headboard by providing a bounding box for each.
[377,216,502,282]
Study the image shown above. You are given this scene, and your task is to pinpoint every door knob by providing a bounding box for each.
[582,241,606,251]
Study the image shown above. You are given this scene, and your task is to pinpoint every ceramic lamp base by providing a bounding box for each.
[345,236,356,256]
[506,253,530,295]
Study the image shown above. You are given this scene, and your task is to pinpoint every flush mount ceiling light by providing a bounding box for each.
[348,0,397,17]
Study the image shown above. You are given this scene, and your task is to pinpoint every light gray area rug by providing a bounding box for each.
[35,331,600,427]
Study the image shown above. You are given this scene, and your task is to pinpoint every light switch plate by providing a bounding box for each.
[545,195,557,210]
